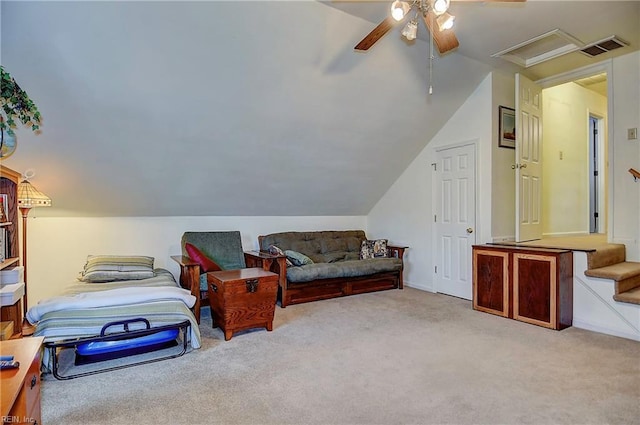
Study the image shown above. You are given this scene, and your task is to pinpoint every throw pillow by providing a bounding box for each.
[268,245,293,267]
[80,255,155,283]
[185,243,222,273]
[360,239,389,260]
[284,250,314,267]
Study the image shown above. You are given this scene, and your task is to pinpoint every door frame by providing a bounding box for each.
[431,139,479,299]
[536,60,614,239]
[588,113,606,234]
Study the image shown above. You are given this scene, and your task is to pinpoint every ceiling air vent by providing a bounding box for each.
[579,36,628,57]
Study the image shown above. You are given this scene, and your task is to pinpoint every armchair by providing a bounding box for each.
[171,231,283,323]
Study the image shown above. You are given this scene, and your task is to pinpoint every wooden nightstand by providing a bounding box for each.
[1,336,44,424]
[207,268,279,341]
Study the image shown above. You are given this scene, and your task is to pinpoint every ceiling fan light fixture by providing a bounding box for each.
[437,12,455,31]
[401,19,419,41]
[391,0,411,21]
[432,0,450,16]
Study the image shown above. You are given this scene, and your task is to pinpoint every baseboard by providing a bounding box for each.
[492,236,515,243]
[405,280,435,293]
[572,319,640,341]
[542,231,590,237]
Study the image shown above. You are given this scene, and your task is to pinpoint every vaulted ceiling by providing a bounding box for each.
[2,1,638,217]
[326,0,640,80]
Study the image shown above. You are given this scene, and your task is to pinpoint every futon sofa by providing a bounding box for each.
[258,230,406,307]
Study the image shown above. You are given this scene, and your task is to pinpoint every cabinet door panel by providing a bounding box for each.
[513,253,556,328]
[473,249,509,317]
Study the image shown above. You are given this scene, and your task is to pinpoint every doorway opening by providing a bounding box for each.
[540,70,608,238]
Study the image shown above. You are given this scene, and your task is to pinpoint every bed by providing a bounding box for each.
[26,255,202,378]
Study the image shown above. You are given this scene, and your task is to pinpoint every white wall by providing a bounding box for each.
[542,82,607,236]
[25,215,365,307]
[611,52,640,260]
[367,74,493,292]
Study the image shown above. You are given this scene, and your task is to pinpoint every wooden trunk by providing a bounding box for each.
[207,268,279,341]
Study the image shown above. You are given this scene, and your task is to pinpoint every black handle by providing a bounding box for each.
[100,318,151,336]
[30,374,37,389]
[211,284,218,293]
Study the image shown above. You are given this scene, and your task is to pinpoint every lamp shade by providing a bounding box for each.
[17,180,52,209]
[437,12,455,31]
[432,0,450,16]
[390,1,410,21]
[402,20,419,41]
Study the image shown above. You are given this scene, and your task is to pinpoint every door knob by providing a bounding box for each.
[466,228,474,234]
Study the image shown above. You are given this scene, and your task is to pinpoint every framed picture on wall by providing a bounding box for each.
[499,106,516,149]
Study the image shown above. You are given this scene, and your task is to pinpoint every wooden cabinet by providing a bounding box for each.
[1,165,23,339]
[1,337,44,425]
[473,245,573,330]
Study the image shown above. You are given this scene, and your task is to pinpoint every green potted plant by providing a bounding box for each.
[1,66,42,157]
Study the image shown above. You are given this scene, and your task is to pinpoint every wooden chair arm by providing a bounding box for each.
[387,245,408,260]
[171,255,199,267]
[170,255,202,323]
[244,250,279,264]
[246,251,289,306]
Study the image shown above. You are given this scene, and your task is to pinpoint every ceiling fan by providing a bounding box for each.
[355,0,526,55]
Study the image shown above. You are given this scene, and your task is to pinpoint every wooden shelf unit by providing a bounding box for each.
[1,165,23,339]
[472,244,573,330]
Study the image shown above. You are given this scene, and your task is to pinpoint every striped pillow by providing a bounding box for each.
[80,255,155,283]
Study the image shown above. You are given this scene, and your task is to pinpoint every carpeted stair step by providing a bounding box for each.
[585,243,626,269]
[585,261,640,305]
[613,286,640,305]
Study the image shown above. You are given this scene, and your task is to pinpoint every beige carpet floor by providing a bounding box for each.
[41,288,640,425]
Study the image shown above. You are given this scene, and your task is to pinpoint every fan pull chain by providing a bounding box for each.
[428,10,434,95]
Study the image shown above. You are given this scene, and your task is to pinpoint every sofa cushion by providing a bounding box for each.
[259,231,367,264]
[268,245,293,267]
[323,252,347,263]
[181,231,246,270]
[360,239,388,259]
[285,250,314,266]
[199,273,208,292]
[344,252,360,261]
[286,258,402,283]
[185,243,221,273]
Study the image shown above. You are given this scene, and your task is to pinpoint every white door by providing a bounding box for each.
[515,74,543,242]
[434,143,476,300]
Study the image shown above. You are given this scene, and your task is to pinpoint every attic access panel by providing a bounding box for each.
[491,29,584,68]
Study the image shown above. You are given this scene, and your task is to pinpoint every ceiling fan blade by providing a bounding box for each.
[355,17,397,51]
[422,10,460,55]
